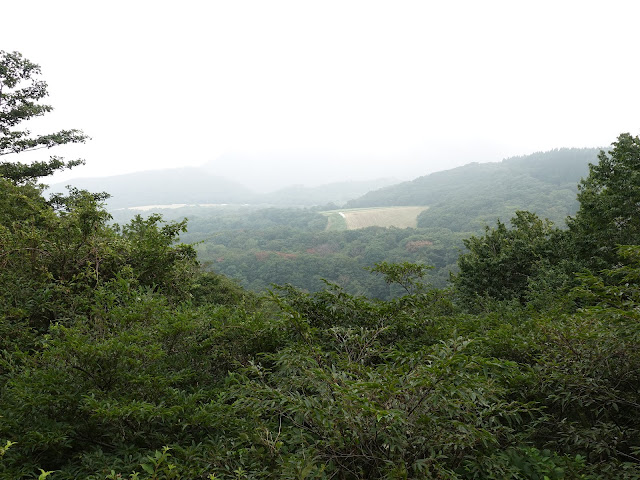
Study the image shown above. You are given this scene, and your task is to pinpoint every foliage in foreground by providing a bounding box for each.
[3,233,640,477]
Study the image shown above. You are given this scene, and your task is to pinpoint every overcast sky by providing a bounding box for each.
[2,0,640,190]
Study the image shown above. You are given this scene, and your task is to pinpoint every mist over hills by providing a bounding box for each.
[47,168,399,210]
[47,168,252,209]
[202,151,438,193]
[258,178,398,206]
[48,147,603,229]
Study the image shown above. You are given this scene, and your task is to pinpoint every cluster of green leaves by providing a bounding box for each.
[453,211,570,308]
[0,180,199,346]
[0,173,276,478]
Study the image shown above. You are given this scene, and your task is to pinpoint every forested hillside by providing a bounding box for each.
[3,50,640,479]
[347,148,599,230]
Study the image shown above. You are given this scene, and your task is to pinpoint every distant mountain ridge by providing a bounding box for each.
[48,168,253,209]
[345,148,601,231]
[48,147,602,230]
[47,167,399,209]
[257,178,399,206]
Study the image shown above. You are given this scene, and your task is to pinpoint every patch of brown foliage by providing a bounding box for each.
[405,240,433,252]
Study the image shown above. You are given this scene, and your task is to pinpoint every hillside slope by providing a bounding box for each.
[345,148,600,230]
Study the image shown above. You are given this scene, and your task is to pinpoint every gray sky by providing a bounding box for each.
[2,0,640,190]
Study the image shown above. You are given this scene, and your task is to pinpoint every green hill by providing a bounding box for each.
[345,148,600,231]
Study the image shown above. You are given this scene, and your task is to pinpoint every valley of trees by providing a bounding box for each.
[2,50,640,479]
[104,147,599,300]
[188,222,464,296]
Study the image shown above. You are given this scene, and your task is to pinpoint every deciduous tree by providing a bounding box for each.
[568,132,640,270]
[453,211,562,305]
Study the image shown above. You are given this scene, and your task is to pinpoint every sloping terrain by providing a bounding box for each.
[345,148,600,230]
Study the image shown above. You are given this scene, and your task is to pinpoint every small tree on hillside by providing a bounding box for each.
[453,211,562,306]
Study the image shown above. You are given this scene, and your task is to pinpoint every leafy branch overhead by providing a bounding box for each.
[0,50,88,183]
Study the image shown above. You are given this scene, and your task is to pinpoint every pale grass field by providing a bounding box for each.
[322,206,429,230]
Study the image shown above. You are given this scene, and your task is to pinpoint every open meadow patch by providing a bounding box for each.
[322,206,429,230]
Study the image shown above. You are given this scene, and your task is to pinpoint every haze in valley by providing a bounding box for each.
[1,0,639,192]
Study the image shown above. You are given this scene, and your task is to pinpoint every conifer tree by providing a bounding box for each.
[0,50,88,184]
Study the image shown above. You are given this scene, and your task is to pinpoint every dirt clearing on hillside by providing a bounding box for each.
[323,206,429,230]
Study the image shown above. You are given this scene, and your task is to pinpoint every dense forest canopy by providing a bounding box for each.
[2,50,640,479]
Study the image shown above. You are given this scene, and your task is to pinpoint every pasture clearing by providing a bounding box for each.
[322,206,429,230]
